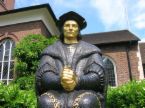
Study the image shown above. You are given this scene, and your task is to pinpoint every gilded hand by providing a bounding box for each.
[61,66,78,91]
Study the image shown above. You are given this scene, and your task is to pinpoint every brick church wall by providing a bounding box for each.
[98,42,139,86]
[128,43,140,80]
[0,0,15,12]
[0,5,6,12]
[0,21,51,43]
[4,0,15,10]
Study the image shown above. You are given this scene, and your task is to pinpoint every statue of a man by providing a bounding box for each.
[35,11,107,108]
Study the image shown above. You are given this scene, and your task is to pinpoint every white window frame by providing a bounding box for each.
[0,39,15,85]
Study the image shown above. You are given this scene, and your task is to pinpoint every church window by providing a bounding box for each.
[0,39,15,85]
[103,56,117,86]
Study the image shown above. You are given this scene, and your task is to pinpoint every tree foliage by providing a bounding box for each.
[14,34,58,77]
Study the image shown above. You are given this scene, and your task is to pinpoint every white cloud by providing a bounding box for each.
[137,0,145,10]
[129,0,145,30]
[133,14,145,29]
[90,0,127,30]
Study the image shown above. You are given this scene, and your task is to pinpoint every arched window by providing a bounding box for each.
[103,56,117,86]
[0,39,15,85]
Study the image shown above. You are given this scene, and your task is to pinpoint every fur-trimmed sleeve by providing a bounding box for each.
[35,55,62,96]
[76,53,106,93]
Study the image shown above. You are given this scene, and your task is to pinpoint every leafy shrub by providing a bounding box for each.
[107,80,145,108]
[13,75,35,90]
[14,34,58,77]
[0,80,36,108]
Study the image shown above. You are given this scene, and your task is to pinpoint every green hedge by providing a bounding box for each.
[0,76,36,108]
[107,80,145,108]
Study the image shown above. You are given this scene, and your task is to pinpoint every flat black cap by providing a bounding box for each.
[57,11,87,30]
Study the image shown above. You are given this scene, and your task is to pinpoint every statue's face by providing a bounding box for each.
[63,20,79,39]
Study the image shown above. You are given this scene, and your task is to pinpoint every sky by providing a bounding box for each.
[15,0,145,42]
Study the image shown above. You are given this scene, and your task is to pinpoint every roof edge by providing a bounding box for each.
[0,3,57,24]
[83,29,140,41]
[127,30,140,41]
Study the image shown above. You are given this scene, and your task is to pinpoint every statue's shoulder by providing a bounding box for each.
[80,41,101,53]
[42,40,61,55]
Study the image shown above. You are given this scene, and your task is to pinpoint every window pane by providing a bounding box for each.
[10,61,14,79]
[5,41,10,49]
[4,49,10,61]
[11,44,15,59]
[4,56,9,61]
[5,49,9,56]
[103,57,116,86]
[2,62,8,79]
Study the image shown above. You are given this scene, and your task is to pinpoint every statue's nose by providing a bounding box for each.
[69,26,73,30]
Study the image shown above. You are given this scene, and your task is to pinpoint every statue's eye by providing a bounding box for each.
[64,24,70,27]
[72,24,78,28]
